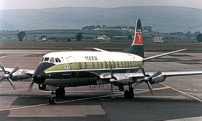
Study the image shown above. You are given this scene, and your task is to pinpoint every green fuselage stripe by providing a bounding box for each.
[45,61,142,73]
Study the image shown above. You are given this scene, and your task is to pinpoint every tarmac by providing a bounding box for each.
[0,50,202,121]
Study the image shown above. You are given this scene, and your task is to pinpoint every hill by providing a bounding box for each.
[0,6,202,32]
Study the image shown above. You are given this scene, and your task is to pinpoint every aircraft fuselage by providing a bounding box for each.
[33,51,143,87]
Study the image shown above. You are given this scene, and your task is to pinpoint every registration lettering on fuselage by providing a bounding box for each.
[85,56,98,61]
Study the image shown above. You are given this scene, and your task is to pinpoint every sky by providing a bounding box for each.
[0,0,202,10]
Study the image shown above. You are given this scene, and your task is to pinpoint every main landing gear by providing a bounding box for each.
[48,87,65,104]
[124,85,134,99]
[56,87,65,98]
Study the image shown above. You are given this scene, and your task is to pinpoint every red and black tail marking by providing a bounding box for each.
[122,19,144,57]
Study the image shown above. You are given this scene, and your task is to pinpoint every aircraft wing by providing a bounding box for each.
[99,70,202,84]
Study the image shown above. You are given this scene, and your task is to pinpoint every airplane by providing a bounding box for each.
[1,19,202,104]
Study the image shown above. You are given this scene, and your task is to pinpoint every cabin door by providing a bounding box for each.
[66,56,79,78]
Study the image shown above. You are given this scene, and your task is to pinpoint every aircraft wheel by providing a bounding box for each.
[124,90,134,99]
[56,88,65,98]
[124,90,129,99]
[129,91,134,99]
[49,97,56,104]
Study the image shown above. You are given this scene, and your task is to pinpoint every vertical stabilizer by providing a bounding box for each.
[122,19,144,57]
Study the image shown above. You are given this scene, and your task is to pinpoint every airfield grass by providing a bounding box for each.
[0,41,202,51]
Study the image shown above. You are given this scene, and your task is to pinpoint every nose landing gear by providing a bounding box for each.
[49,91,56,104]
[48,88,65,104]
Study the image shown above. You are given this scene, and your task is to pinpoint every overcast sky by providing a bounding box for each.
[0,0,202,10]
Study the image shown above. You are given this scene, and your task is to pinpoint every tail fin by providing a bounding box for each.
[122,19,144,57]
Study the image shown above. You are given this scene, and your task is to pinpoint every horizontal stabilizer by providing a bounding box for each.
[94,48,108,52]
[143,49,187,61]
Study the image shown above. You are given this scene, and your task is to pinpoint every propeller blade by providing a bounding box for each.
[10,66,20,75]
[110,83,114,93]
[7,78,16,90]
[146,81,155,95]
[150,70,162,79]
[133,80,145,87]
[110,83,115,98]
[0,64,6,74]
[0,77,6,84]
[138,64,146,76]
[27,81,34,93]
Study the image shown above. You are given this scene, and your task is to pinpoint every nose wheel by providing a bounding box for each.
[49,91,56,104]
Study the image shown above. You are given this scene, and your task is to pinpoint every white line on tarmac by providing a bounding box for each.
[0,56,6,59]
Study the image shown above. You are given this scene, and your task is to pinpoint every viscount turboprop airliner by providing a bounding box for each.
[1,19,202,104]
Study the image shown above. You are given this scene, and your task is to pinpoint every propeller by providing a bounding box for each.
[133,64,162,95]
[0,63,19,90]
[27,81,34,93]
[109,63,115,96]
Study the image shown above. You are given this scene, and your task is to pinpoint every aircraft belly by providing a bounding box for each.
[43,77,98,87]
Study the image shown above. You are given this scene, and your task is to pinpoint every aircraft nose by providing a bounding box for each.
[33,70,46,84]
[32,62,54,84]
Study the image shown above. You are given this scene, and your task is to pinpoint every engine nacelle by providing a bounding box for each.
[150,75,166,84]
[111,77,137,86]
[38,84,57,91]
[12,70,32,81]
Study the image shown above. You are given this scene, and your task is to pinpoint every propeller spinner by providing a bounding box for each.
[133,64,162,95]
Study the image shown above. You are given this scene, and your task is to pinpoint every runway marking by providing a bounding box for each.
[0,56,6,59]
[0,84,180,112]
[0,94,112,112]
[161,83,202,103]
[191,79,202,81]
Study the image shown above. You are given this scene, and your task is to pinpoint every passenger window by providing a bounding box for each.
[79,62,82,69]
[121,61,123,68]
[109,61,112,68]
[92,62,95,69]
[44,57,49,62]
[127,61,129,67]
[40,57,44,62]
[117,62,119,68]
[97,62,99,68]
[105,61,108,69]
[124,61,127,67]
[84,62,87,69]
[113,61,116,68]
[130,61,132,67]
[50,57,55,63]
[100,62,103,68]
[133,61,135,66]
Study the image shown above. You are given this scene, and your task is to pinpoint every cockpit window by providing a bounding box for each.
[44,57,49,62]
[50,57,55,63]
[40,57,44,62]
[55,58,61,63]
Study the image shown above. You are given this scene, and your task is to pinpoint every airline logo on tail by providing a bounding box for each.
[133,32,143,45]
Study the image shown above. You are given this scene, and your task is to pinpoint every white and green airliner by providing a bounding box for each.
[1,19,202,104]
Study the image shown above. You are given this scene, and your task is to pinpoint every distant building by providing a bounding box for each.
[95,35,110,42]
[153,37,164,43]
[112,36,127,40]
[42,38,47,41]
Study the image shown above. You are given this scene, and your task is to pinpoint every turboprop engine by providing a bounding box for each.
[150,75,166,84]
[11,70,32,81]
[110,76,137,86]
